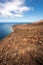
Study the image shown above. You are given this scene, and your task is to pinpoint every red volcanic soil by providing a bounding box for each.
[0,20,43,65]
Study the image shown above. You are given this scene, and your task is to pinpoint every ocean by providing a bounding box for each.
[0,23,14,40]
[0,22,30,40]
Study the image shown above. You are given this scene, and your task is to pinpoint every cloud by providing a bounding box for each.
[14,14,23,17]
[0,0,33,17]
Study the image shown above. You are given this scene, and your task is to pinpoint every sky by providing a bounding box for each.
[0,0,43,23]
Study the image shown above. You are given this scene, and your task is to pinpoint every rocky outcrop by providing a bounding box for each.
[0,21,43,65]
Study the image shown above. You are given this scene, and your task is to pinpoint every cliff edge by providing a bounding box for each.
[0,20,43,65]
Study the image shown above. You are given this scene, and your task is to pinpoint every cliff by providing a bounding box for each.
[0,20,43,65]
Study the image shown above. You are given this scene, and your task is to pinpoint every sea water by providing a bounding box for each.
[0,22,30,40]
[0,23,14,40]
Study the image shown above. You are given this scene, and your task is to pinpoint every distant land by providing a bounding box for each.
[0,20,43,65]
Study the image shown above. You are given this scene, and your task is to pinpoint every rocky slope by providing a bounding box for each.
[0,20,43,65]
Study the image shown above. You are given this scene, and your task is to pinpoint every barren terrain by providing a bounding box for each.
[0,20,43,65]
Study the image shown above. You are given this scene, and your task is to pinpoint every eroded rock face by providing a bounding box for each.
[0,21,43,65]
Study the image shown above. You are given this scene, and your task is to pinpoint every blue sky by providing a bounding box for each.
[0,0,43,22]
